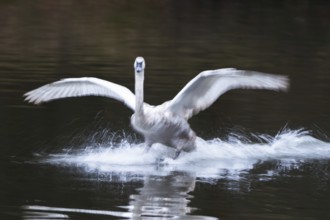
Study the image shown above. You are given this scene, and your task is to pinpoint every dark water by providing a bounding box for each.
[1,1,330,219]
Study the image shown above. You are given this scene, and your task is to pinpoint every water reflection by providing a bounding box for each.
[23,205,131,219]
[18,128,330,219]
[128,171,197,219]
[23,170,216,220]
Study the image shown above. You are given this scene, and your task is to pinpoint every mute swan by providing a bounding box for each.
[24,57,289,158]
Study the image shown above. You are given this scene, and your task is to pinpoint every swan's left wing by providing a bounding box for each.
[167,68,289,119]
[24,77,136,110]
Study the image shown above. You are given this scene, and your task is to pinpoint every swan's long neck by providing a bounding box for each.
[135,70,145,116]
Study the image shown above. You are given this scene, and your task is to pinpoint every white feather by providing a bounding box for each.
[24,58,290,158]
[167,68,289,119]
[24,77,136,110]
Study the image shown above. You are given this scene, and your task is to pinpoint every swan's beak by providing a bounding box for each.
[134,57,145,73]
[135,62,144,73]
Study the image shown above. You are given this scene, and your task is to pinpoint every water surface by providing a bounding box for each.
[1,1,330,219]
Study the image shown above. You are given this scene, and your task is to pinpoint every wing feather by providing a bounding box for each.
[167,68,289,119]
[24,77,136,110]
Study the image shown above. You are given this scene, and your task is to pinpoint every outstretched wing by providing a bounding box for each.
[167,68,289,119]
[24,77,136,110]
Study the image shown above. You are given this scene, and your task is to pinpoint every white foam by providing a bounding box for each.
[43,129,330,178]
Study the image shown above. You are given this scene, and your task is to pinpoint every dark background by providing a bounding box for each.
[1,0,330,155]
[0,1,330,219]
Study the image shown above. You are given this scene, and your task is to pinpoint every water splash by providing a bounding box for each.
[43,129,330,178]
[27,130,330,219]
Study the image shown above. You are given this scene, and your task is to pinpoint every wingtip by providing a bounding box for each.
[23,94,42,105]
[280,75,290,92]
[23,96,34,104]
[268,74,290,92]
[23,91,30,97]
[23,92,32,102]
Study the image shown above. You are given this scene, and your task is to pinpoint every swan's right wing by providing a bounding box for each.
[167,68,289,119]
[24,77,136,110]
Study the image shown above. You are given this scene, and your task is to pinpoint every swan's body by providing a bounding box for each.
[24,57,289,158]
[131,104,197,153]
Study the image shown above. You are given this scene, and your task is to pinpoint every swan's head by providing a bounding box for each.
[134,57,145,73]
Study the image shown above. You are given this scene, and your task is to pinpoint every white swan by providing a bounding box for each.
[24,57,289,158]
